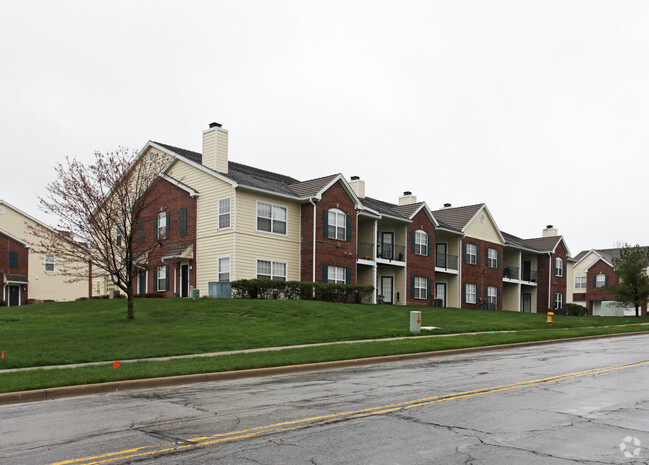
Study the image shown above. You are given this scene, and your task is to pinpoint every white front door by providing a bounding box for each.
[436,283,446,307]
[381,276,393,304]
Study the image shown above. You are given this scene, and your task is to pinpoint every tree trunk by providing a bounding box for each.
[126,286,134,320]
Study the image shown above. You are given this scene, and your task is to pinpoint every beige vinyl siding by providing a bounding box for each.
[0,205,88,301]
[566,260,574,303]
[394,268,406,306]
[568,251,599,302]
[503,250,519,270]
[502,283,519,311]
[464,210,503,245]
[445,276,458,307]
[166,159,235,294]
[234,190,301,281]
[202,130,216,171]
[216,130,228,173]
[357,266,374,287]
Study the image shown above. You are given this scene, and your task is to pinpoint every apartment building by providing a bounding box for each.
[0,228,30,306]
[126,122,573,311]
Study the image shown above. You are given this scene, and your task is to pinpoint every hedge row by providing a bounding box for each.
[563,303,589,317]
[231,279,374,303]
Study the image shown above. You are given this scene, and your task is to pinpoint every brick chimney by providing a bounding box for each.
[399,191,417,206]
[349,176,365,198]
[202,122,229,173]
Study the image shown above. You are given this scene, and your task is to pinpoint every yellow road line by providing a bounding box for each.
[50,359,649,465]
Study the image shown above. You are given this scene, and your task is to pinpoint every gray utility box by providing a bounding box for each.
[208,282,232,299]
[410,311,421,333]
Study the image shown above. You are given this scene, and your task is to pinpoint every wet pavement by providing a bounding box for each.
[2,335,649,464]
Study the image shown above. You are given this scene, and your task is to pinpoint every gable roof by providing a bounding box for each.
[575,246,649,270]
[431,204,484,231]
[0,199,57,234]
[0,227,31,248]
[289,174,339,198]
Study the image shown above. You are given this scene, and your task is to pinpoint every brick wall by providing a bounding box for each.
[135,178,197,297]
[460,238,503,309]
[0,232,29,305]
[301,181,357,284]
[406,208,436,306]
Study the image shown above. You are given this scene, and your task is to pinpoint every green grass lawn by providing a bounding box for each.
[1,298,646,371]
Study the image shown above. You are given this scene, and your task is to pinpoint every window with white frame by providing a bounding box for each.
[414,230,428,255]
[327,209,346,240]
[554,258,564,277]
[487,248,498,268]
[44,254,56,272]
[465,283,477,304]
[157,266,168,291]
[257,259,287,281]
[487,286,498,306]
[414,276,427,299]
[218,198,231,229]
[327,266,346,284]
[257,202,287,235]
[575,276,587,289]
[157,211,168,239]
[595,274,607,287]
[465,243,478,265]
[554,292,563,309]
[218,257,230,282]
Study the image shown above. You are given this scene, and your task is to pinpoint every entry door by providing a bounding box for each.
[436,283,447,307]
[381,276,393,304]
[180,264,190,298]
[381,232,394,260]
[8,285,19,306]
[523,261,532,281]
[522,293,532,313]
[436,243,447,268]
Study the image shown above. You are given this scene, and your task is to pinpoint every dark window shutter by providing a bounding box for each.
[346,267,351,284]
[9,251,18,269]
[497,287,501,306]
[138,218,144,242]
[165,265,170,291]
[411,275,415,297]
[463,243,468,263]
[497,250,501,268]
[476,285,480,304]
[463,283,466,303]
[412,231,416,253]
[154,215,158,239]
[346,215,352,241]
[593,275,597,287]
[605,274,609,286]
[476,245,480,265]
[323,210,329,238]
[180,208,187,236]
[323,265,328,283]
[427,278,431,298]
[153,267,158,292]
[427,234,432,256]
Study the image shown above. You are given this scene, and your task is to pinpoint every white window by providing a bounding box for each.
[595,274,607,287]
[44,254,56,272]
[554,258,564,277]
[157,212,168,239]
[465,243,477,265]
[554,292,563,309]
[465,283,477,304]
[218,198,231,230]
[218,257,230,282]
[487,249,498,268]
[328,209,346,240]
[414,276,427,299]
[575,276,587,289]
[327,266,346,284]
[157,266,168,291]
[257,259,287,281]
[414,230,428,255]
[257,202,287,235]
[115,226,123,247]
[487,286,498,306]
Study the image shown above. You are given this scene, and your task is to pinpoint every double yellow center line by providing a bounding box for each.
[51,359,649,465]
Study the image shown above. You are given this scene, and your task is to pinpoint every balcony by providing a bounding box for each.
[435,253,458,271]
[357,242,374,261]
[377,243,405,262]
[503,266,538,283]
[522,269,538,283]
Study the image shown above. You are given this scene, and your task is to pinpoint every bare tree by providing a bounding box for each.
[31,148,168,319]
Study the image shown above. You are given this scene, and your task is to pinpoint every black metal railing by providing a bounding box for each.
[357,242,374,261]
[435,253,458,270]
[503,266,520,280]
[377,243,405,261]
[522,269,538,282]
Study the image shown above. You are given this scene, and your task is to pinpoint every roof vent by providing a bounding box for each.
[350,176,360,181]
[444,203,452,208]
[209,122,222,128]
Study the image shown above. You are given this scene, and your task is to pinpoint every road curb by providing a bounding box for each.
[2,331,648,406]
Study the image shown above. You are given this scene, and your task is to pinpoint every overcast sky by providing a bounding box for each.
[2,1,648,255]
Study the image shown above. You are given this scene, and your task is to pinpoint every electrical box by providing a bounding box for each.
[410,311,421,333]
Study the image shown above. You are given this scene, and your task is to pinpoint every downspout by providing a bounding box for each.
[309,198,317,282]
[547,252,552,311]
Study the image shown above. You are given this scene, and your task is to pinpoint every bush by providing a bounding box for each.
[0,300,5,307]
[565,303,589,317]
[231,279,374,304]
[142,292,166,298]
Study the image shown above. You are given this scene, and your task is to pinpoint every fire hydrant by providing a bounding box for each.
[547,312,554,325]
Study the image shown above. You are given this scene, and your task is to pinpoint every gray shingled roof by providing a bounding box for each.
[575,246,649,265]
[289,174,340,198]
[391,202,424,219]
[521,236,563,253]
[431,204,484,231]
[361,197,409,219]
[502,231,532,250]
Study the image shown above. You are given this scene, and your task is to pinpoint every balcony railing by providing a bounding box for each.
[357,242,374,261]
[503,266,538,282]
[377,243,405,262]
[522,269,538,282]
[435,253,458,270]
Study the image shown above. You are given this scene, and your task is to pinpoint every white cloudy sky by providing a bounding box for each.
[2,1,648,254]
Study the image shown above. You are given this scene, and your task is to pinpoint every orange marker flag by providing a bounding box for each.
[113,360,120,369]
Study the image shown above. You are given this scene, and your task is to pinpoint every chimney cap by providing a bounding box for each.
[350,176,360,181]
[209,122,222,128]
[403,191,412,196]
[444,203,452,208]
[546,224,553,229]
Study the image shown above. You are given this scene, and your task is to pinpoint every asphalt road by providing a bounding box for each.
[2,335,649,464]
